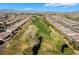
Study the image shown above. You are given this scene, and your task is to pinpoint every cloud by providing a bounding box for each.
[18,8,33,11]
[25,8,33,10]
[44,3,77,7]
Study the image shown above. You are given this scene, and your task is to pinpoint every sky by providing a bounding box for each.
[0,3,79,12]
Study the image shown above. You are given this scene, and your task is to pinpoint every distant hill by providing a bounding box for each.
[0,9,20,13]
[0,9,79,14]
[0,9,42,14]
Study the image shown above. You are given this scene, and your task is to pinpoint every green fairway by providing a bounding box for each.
[32,16,51,38]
